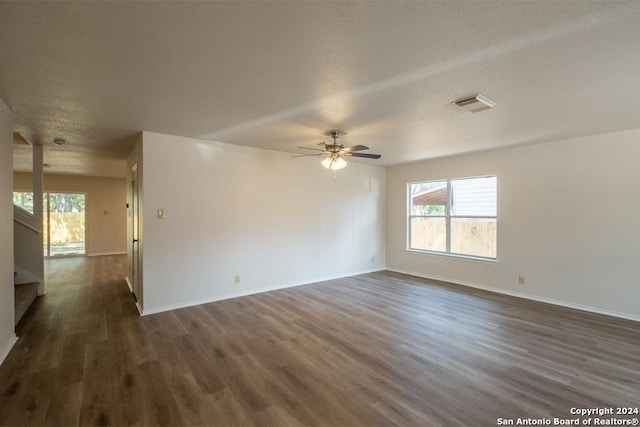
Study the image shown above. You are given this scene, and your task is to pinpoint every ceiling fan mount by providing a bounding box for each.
[324,129,347,139]
[294,129,381,171]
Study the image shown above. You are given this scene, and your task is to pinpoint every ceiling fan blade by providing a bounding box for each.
[292,153,325,158]
[341,145,369,153]
[298,146,325,152]
[348,152,382,159]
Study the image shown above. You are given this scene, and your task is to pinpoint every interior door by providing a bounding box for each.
[131,163,140,302]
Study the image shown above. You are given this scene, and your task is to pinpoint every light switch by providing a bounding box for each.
[157,209,166,219]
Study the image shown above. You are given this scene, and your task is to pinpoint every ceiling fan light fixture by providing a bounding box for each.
[332,157,347,170]
[453,94,495,113]
[321,156,347,171]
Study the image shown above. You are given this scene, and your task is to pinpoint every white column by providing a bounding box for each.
[32,145,45,294]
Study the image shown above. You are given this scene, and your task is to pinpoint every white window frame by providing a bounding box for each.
[407,175,497,261]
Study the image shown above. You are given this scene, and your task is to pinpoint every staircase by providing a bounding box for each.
[15,282,39,325]
[14,204,45,326]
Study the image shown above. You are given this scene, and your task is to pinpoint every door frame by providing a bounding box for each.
[130,163,141,306]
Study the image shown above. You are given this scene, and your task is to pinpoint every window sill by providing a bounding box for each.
[405,248,498,264]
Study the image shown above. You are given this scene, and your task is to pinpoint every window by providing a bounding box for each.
[408,176,497,259]
[13,191,34,214]
[13,191,86,257]
[46,192,86,257]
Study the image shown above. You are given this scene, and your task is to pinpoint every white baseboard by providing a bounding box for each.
[135,301,143,315]
[124,276,142,314]
[88,252,127,257]
[0,334,18,367]
[386,268,640,323]
[141,268,384,316]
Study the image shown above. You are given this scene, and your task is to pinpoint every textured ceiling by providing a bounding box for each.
[1,1,640,177]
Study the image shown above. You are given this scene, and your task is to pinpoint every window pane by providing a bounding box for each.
[410,181,447,216]
[451,176,496,217]
[410,217,446,252]
[451,218,497,258]
[13,191,34,214]
[49,193,86,256]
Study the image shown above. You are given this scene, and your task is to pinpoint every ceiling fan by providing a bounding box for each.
[294,130,382,171]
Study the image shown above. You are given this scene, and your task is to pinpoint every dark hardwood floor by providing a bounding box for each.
[1,255,639,426]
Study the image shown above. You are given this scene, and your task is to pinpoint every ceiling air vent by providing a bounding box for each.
[453,94,496,113]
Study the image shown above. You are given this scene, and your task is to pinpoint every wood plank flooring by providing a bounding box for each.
[1,255,639,426]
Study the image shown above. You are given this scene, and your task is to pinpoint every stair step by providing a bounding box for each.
[15,282,39,326]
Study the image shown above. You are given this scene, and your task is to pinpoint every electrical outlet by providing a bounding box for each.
[371,256,375,264]
[518,275,526,285]
[234,275,240,284]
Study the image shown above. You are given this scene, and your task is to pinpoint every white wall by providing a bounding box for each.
[138,131,385,314]
[14,173,127,256]
[0,98,17,365]
[386,128,640,320]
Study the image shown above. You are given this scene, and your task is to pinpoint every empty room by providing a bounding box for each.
[0,2,639,426]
